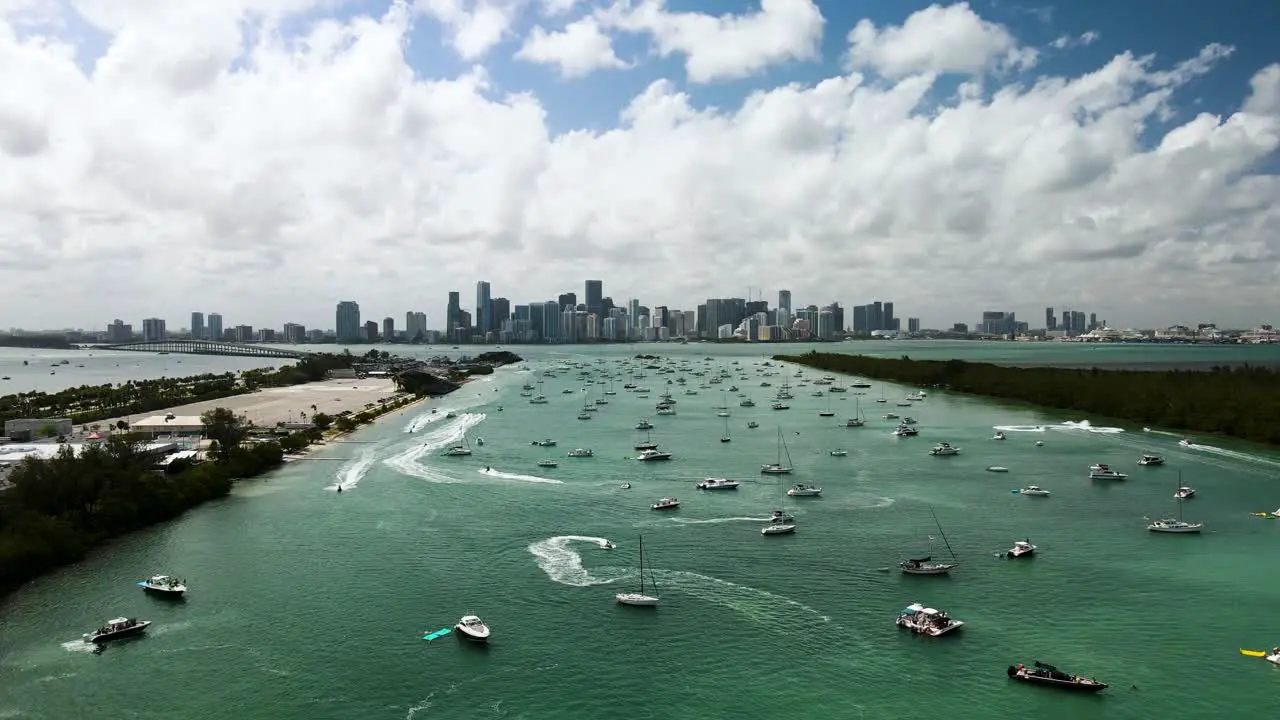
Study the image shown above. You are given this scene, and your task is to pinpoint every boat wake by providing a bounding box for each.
[666,516,774,525]
[329,441,385,491]
[383,414,486,484]
[403,399,486,433]
[60,639,95,653]
[993,420,1124,434]
[477,467,563,485]
[527,536,630,586]
[1178,441,1280,469]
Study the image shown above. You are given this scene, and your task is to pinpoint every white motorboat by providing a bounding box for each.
[987,466,1009,473]
[651,496,680,511]
[771,403,790,410]
[929,443,960,456]
[636,418,654,430]
[84,617,151,643]
[1007,539,1037,557]
[906,392,926,401]
[1148,518,1203,533]
[769,509,795,523]
[616,536,659,606]
[697,477,740,490]
[992,431,1005,440]
[1179,438,1194,447]
[893,424,919,436]
[636,449,673,461]
[896,603,964,636]
[537,459,558,468]
[787,483,822,497]
[656,407,676,416]
[1089,468,1128,480]
[532,439,557,447]
[567,448,593,457]
[1088,463,1111,472]
[137,575,186,597]
[882,413,899,419]
[900,417,917,425]
[1138,454,1164,466]
[1019,485,1050,496]
[454,615,491,643]
[1175,486,1196,500]
[830,449,848,457]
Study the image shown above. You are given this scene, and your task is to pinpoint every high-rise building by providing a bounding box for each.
[142,317,166,342]
[190,312,204,340]
[363,320,378,342]
[235,325,253,342]
[283,322,306,343]
[476,281,492,335]
[1089,313,1097,330]
[405,311,426,342]
[382,317,395,342]
[541,301,560,341]
[559,292,577,312]
[778,290,792,315]
[207,313,223,342]
[446,292,460,334]
[107,319,132,342]
[336,301,361,343]
[907,317,920,333]
[528,303,545,342]
[585,280,603,318]
[1045,307,1056,331]
[491,298,511,334]
[883,302,895,332]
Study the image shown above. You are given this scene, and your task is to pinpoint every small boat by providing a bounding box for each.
[1019,485,1050,496]
[845,418,865,427]
[893,424,918,436]
[442,440,473,456]
[84,617,151,643]
[636,418,654,430]
[616,536,659,606]
[651,496,680,510]
[601,540,616,550]
[769,509,795,523]
[1007,661,1108,693]
[992,431,1005,440]
[1179,438,1194,447]
[762,521,796,535]
[537,459,558,468]
[746,421,759,428]
[1149,473,1203,532]
[830,449,848,457]
[1175,486,1195,500]
[1138,453,1164,466]
[621,483,631,489]
[532,439,557,447]
[636,449,673,461]
[577,413,591,420]
[896,603,964,636]
[882,412,899,419]
[787,483,822,497]
[987,466,1010,473]
[771,403,789,410]
[1035,441,1044,446]
[929,443,960,456]
[445,412,457,419]
[900,417,917,425]
[1007,539,1036,557]
[899,554,956,575]
[1089,467,1127,480]
[137,575,186,597]
[567,448,593,457]
[697,477,740,491]
[454,615,491,643]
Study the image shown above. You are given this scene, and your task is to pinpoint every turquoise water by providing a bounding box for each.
[3,348,1280,718]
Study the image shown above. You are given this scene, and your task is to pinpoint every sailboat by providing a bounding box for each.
[1148,471,1204,533]
[761,428,794,474]
[616,536,660,606]
[720,414,732,443]
[844,397,865,425]
[819,393,835,417]
[529,380,548,404]
[762,472,797,536]
[900,508,959,575]
[634,429,658,451]
[442,436,472,456]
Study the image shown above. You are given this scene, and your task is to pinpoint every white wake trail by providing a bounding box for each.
[384,413,486,483]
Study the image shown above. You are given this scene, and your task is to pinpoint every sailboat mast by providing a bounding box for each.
[929,506,959,560]
[638,536,645,594]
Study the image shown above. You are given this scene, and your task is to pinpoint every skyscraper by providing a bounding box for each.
[585,280,603,318]
[558,292,577,312]
[476,281,492,335]
[336,301,361,343]
[778,289,792,315]
[382,317,395,342]
[491,298,511,332]
[207,313,223,341]
[1045,307,1056,331]
[142,318,166,342]
[447,292,460,334]
[190,312,204,340]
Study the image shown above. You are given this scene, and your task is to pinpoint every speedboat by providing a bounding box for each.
[137,575,186,597]
[1007,662,1107,692]
[1007,539,1036,558]
[1019,485,1050,496]
[830,449,848,457]
[1139,454,1164,466]
[537,459,558,468]
[992,431,1006,440]
[896,603,964,636]
[532,439,556,447]
[893,424,919,436]
[930,443,960,456]
[601,540,615,550]
[1179,438,1194,447]
[454,615,491,643]
[651,496,680,511]
[1089,467,1127,480]
[1147,518,1203,533]
[787,483,822,497]
[442,444,472,456]
[84,617,151,643]
[1175,486,1196,500]
[987,466,1010,473]
[636,449,672,461]
[445,412,457,419]
[567,448,593,457]
[697,477,740,490]
[900,555,956,575]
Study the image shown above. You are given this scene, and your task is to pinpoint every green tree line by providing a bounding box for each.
[776,351,1280,445]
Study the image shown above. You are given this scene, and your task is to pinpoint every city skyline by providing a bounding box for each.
[2,2,1278,328]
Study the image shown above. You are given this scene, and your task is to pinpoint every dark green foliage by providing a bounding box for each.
[776,352,1280,445]
[0,411,289,597]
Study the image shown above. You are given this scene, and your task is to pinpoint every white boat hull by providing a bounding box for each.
[762,524,796,535]
[901,564,954,575]
[1148,524,1203,533]
[787,488,822,497]
[616,593,659,606]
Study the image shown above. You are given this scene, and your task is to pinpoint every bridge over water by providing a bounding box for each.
[95,340,313,359]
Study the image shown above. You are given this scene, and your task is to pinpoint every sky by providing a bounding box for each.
[1,0,1278,332]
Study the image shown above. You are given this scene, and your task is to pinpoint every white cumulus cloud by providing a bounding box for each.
[0,1,1278,331]
[847,2,1036,77]
[516,16,630,77]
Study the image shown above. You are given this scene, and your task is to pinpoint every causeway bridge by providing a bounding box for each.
[95,340,314,359]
